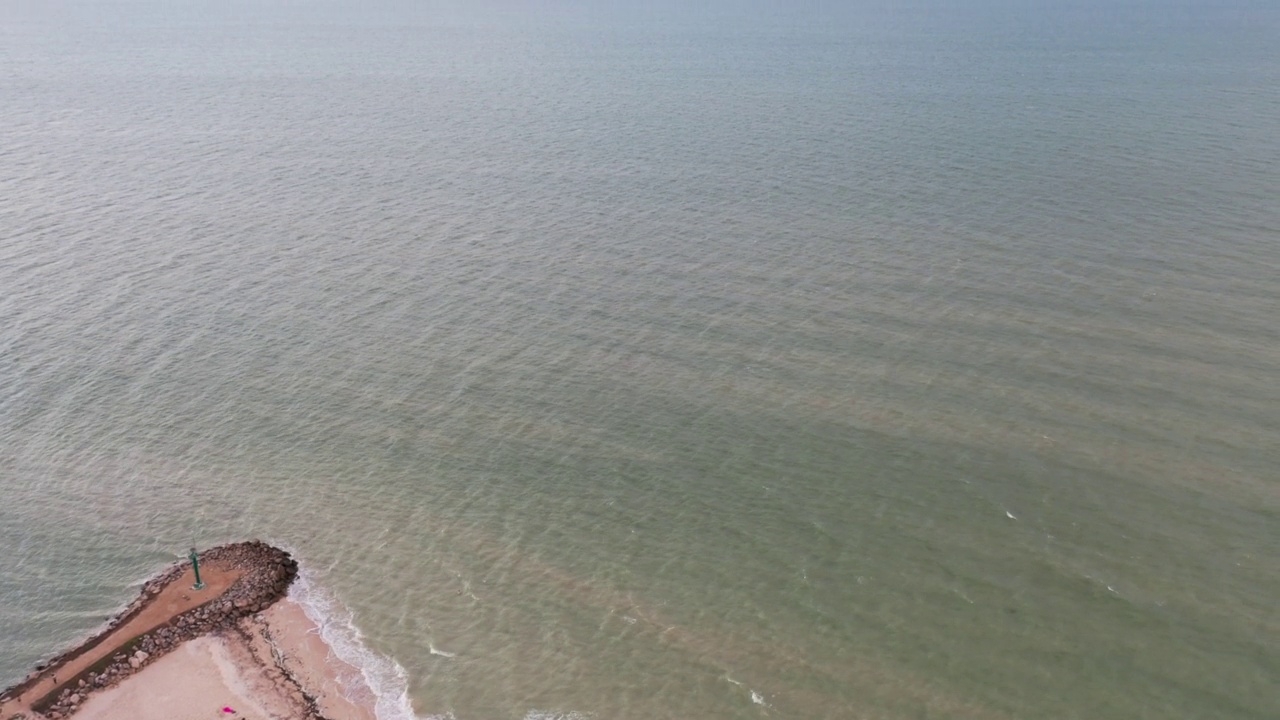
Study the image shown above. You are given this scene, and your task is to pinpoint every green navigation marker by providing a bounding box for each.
[190,547,205,590]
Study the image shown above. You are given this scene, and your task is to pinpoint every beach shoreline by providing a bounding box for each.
[0,542,377,720]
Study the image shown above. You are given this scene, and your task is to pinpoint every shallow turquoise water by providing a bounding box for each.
[1,2,1277,718]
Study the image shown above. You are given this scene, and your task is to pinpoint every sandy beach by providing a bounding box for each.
[1,543,378,720]
[72,599,376,720]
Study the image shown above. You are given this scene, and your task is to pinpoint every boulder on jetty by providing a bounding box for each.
[1,541,300,720]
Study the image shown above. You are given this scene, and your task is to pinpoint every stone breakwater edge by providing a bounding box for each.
[0,541,422,720]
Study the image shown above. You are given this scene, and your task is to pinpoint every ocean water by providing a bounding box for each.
[1,1,1278,718]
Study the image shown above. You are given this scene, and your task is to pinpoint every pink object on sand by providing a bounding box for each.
[222,708,235,714]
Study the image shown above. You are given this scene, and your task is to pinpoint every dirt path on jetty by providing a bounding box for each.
[1,563,243,718]
[1,543,299,720]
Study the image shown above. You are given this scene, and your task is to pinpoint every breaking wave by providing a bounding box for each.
[288,565,421,720]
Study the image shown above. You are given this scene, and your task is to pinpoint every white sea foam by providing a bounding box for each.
[524,712,593,720]
[287,565,421,720]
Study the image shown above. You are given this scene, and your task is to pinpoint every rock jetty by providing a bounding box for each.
[1,541,299,720]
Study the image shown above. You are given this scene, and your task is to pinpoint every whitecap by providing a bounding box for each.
[288,565,420,720]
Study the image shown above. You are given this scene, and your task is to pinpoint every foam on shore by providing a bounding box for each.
[288,565,421,720]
